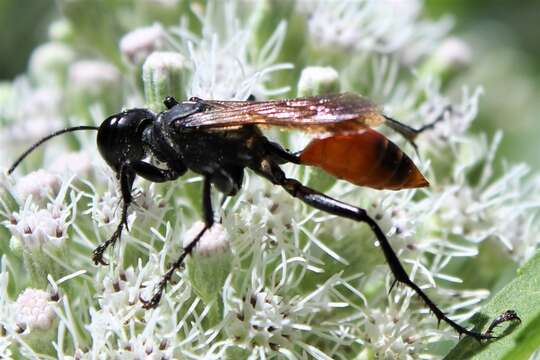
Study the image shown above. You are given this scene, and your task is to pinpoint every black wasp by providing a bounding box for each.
[8,93,520,340]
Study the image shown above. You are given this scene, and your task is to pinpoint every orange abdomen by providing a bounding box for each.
[299,128,428,190]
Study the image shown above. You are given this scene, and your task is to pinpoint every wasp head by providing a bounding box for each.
[97,109,155,171]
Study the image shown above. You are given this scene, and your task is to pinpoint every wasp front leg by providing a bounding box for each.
[92,161,185,265]
[92,163,135,265]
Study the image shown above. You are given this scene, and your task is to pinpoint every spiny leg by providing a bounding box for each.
[141,176,214,309]
[92,161,185,265]
[253,159,517,340]
[484,310,521,337]
[92,163,135,265]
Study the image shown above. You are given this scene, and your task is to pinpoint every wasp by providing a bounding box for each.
[8,93,519,340]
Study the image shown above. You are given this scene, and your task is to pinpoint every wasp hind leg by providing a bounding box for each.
[264,140,301,165]
[252,158,518,340]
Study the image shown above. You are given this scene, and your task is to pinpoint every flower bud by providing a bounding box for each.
[435,37,472,71]
[15,288,57,331]
[14,288,58,352]
[185,222,232,306]
[48,19,74,44]
[69,60,120,98]
[120,24,166,65]
[420,37,472,83]
[28,42,75,87]
[297,66,340,97]
[142,51,187,111]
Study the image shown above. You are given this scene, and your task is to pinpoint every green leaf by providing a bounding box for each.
[445,250,540,360]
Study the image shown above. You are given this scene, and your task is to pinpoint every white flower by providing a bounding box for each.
[131,183,167,227]
[49,151,94,177]
[0,80,63,157]
[417,86,483,149]
[223,274,360,358]
[222,175,323,274]
[428,132,540,263]
[170,1,292,100]
[14,169,60,203]
[28,42,75,86]
[98,266,141,312]
[1,0,538,358]
[5,196,72,251]
[364,291,427,359]
[301,0,452,63]
[89,178,124,228]
[433,37,473,71]
[68,60,121,96]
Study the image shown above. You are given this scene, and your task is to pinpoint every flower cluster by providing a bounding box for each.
[1,0,539,359]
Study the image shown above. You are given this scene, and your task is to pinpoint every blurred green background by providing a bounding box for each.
[1,0,539,168]
[426,0,540,171]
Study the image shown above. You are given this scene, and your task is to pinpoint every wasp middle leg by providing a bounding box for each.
[141,176,213,309]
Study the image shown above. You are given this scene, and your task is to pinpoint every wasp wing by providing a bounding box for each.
[181,93,385,132]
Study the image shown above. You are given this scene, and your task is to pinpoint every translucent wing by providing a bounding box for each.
[181,93,386,132]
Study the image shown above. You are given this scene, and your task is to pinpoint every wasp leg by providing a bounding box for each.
[253,158,507,341]
[141,176,214,309]
[384,105,452,150]
[130,160,186,183]
[265,140,301,164]
[92,162,185,265]
[484,310,521,337]
[92,163,135,265]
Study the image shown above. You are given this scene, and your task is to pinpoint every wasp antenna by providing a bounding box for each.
[8,125,100,174]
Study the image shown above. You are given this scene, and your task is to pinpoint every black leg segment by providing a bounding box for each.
[141,176,214,309]
[130,160,186,183]
[92,161,186,265]
[253,159,516,340]
[92,163,135,265]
